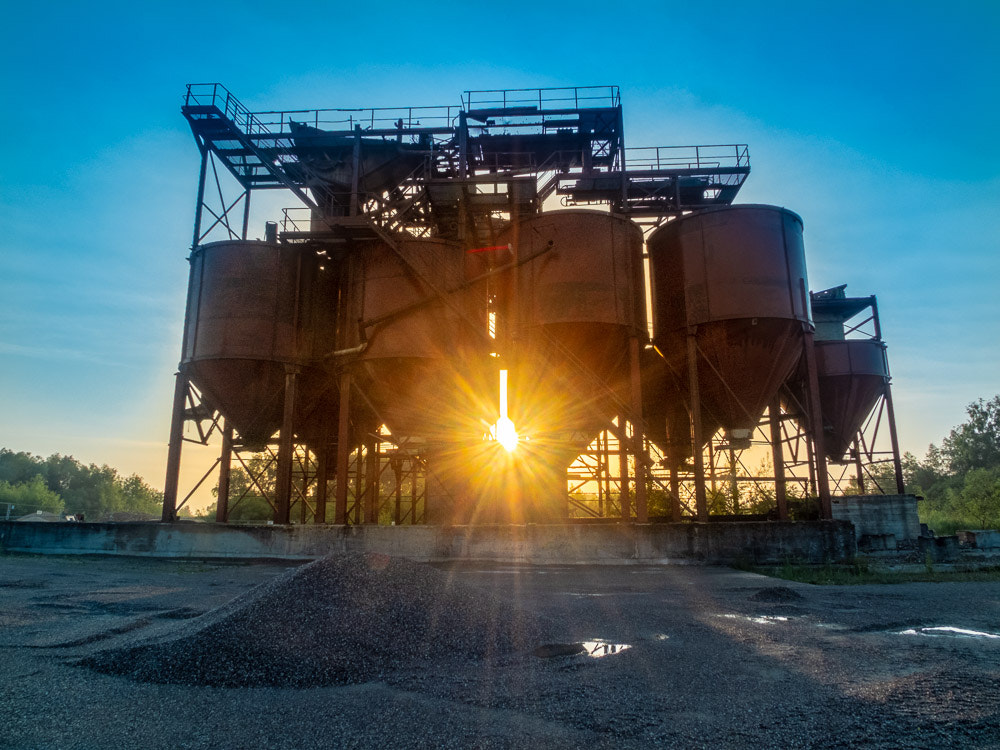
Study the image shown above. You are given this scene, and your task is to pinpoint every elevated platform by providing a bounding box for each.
[1,520,855,565]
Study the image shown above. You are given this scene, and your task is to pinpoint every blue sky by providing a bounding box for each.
[1,1,997,503]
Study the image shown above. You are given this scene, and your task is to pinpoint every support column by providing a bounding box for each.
[315,442,329,524]
[883,386,906,494]
[335,372,352,524]
[364,437,379,524]
[629,336,648,523]
[275,366,299,524]
[803,328,832,518]
[161,372,188,523]
[768,399,788,520]
[687,329,708,522]
[215,420,233,523]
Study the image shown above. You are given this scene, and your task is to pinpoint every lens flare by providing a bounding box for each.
[493,369,519,452]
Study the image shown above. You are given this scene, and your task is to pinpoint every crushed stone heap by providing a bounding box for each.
[80,553,553,687]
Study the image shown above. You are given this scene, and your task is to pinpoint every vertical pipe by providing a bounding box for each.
[353,445,366,524]
[298,452,309,525]
[629,337,648,523]
[687,330,708,521]
[215,421,233,523]
[161,372,188,523]
[803,328,833,518]
[618,417,631,520]
[669,466,681,522]
[728,445,738,514]
[393,460,402,525]
[241,189,251,240]
[315,443,329,524]
[853,437,867,494]
[275,367,299,524]
[768,399,788,520]
[335,372,351,524]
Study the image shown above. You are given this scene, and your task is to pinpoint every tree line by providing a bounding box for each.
[0,449,163,520]
[900,395,1000,532]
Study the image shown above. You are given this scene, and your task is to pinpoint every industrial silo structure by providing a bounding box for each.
[647,205,816,519]
[497,210,646,522]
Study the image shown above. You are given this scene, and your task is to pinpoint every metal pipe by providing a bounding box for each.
[852,437,866,494]
[618,415,630,520]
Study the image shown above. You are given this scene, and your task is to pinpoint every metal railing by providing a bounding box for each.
[463,85,620,111]
[252,105,461,135]
[624,144,750,172]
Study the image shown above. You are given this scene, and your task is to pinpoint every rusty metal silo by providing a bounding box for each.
[347,236,490,443]
[491,210,644,522]
[647,205,810,435]
[500,210,644,442]
[181,240,340,447]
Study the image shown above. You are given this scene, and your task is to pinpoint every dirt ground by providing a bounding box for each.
[1,554,998,749]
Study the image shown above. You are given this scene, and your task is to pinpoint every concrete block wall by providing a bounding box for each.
[831,494,921,542]
[0,520,856,565]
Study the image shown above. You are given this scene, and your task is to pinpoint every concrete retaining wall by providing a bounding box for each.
[831,494,920,542]
[0,520,855,565]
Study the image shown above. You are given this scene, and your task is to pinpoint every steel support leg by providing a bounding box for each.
[768,400,788,520]
[161,372,188,523]
[687,330,708,522]
[216,420,233,523]
[803,329,832,518]
[275,367,299,524]
[883,386,906,494]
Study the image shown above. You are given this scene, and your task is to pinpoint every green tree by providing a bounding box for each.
[0,475,65,516]
[956,468,1000,530]
[942,395,1000,474]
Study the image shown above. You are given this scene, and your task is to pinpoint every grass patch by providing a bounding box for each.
[747,559,1000,585]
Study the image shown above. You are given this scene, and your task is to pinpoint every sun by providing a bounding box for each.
[493,369,519,452]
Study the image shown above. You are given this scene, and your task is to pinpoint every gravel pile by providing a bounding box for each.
[79,553,553,687]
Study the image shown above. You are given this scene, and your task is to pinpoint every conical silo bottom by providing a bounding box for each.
[661,318,804,433]
[184,359,287,447]
[815,340,889,462]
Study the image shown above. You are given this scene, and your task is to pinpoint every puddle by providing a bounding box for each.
[533,640,633,659]
[581,640,632,658]
[897,626,1000,640]
[719,614,791,625]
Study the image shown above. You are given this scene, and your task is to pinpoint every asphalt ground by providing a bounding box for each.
[1,554,998,749]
